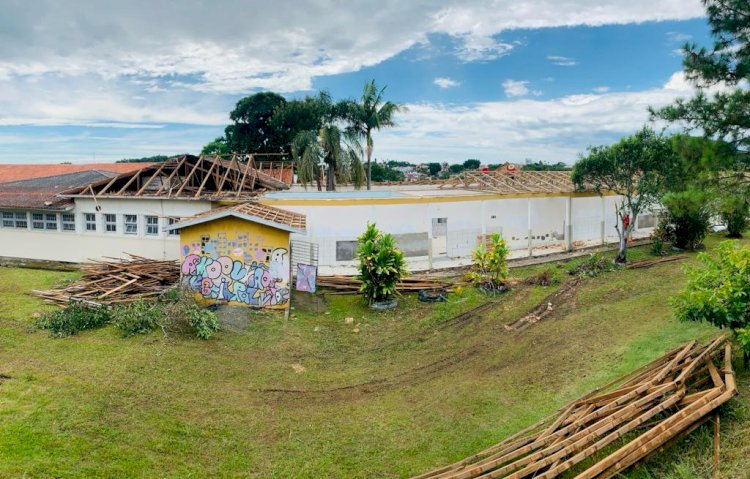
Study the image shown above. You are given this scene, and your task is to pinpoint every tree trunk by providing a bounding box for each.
[365,131,373,191]
[326,164,335,191]
[316,166,322,191]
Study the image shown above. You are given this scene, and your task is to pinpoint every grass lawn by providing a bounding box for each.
[0,236,748,478]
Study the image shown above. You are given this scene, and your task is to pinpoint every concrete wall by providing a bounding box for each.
[0,198,210,263]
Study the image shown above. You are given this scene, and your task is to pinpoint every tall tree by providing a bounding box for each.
[572,127,677,263]
[651,0,750,186]
[344,80,405,190]
[223,92,288,154]
[291,93,364,191]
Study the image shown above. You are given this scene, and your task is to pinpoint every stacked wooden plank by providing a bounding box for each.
[412,336,737,479]
[317,275,452,293]
[31,254,179,307]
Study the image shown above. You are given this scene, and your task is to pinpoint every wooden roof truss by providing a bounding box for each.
[63,154,289,199]
[438,170,575,194]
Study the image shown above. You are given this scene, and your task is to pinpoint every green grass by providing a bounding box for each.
[0,236,747,478]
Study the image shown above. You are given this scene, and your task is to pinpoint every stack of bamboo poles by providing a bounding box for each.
[31,254,179,307]
[317,275,452,294]
[412,336,737,479]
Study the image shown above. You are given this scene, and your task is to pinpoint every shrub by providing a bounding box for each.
[36,301,111,337]
[660,190,711,250]
[567,253,616,277]
[671,241,750,368]
[650,239,666,256]
[111,298,165,337]
[467,234,510,291]
[356,223,408,304]
[162,288,220,339]
[717,194,748,238]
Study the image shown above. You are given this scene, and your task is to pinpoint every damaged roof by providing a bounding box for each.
[0,163,154,183]
[0,170,115,210]
[167,201,306,234]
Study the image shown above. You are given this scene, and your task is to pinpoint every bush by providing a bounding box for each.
[717,194,748,238]
[660,190,711,250]
[111,298,165,337]
[650,239,666,256]
[36,301,111,337]
[671,241,750,367]
[567,253,616,277]
[356,223,408,304]
[467,234,510,291]
[162,288,220,339]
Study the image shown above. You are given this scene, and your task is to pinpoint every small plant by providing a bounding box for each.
[467,233,509,292]
[660,190,711,250]
[356,223,408,305]
[567,253,616,277]
[111,298,165,337]
[650,239,666,257]
[162,287,220,339]
[526,267,561,286]
[36,301,111,337]
[186,306,220,339]
[717,194,748,238]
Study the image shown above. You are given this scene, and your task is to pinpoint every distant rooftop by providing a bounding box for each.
[0,170,115,210]
[0,163,154,183]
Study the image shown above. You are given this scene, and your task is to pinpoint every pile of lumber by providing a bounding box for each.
[412,336,737,479]
[32,254,179,307]
[317,275,452,293]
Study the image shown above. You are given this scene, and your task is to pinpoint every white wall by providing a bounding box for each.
[0,198,211,263]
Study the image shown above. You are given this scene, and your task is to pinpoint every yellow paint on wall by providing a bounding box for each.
[179,216,291,309]
[256,191,614,207]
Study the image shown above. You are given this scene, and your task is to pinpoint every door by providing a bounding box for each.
[431,217,447,255]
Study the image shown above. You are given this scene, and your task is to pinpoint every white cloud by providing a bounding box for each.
[593,86,610,93]
[548,55,578,66]
[434,77,461,88]
[666,31,693,42]
[502,79,541,97]
[373,71,730,165]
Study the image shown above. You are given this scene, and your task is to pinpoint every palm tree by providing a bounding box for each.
[291,93,365,191]
[345,80,405,190]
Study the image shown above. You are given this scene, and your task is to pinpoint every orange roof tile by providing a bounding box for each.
[0,163,155,183]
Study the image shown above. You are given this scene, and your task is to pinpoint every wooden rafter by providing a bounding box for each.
[195,154,220,197]
[154,155,189,196]
[135,161,168,195]
[174,156,203,197]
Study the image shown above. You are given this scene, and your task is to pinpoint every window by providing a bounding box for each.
[638,214,656,229]
[84,213,97,232]
[62,214,76,232]
[167,217,180,236]
[31,213,44,230]
[145,216,159,236]
[104,214,117,233]
[124,214,138,235]
[200,235,210,254]
[45,213,58,230]
[1,211,26,229]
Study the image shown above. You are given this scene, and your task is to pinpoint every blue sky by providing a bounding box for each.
[0,1,714,165]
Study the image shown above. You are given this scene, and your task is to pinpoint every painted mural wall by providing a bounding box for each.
[179,217,290,309]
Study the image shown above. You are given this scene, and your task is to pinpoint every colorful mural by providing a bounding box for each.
[180,228,290,308]
[295,264,317,293]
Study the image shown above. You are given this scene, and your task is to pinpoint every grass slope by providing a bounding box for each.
[0,237,746,478]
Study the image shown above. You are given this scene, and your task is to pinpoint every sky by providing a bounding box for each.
[0,0,716,165]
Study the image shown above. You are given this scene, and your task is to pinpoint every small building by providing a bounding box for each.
[167,202,306,309]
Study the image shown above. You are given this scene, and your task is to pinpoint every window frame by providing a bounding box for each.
[84,213,97,232]
[61,213,76,232]
[167,217,180,236]
[145,215,159,236]
[104,213,117,233]
[124,214,138,235]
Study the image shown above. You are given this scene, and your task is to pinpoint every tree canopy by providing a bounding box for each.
[651,0,750,185]
[223,92,288,154]
[572,127,677,262]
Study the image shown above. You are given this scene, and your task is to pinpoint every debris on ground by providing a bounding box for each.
[505,279,579,331]
[417,288,448,302]
[291,364,306,374]
[411,336,736,479]
[31,254,179,307]
[626,255,687,269]
[317,275,454,294]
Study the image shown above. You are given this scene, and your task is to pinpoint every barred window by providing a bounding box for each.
[145,215,159,235]
[84,213,97,232]
[31,213,44,230]
[124,214,138,235]
[61,214,76,232]
[45,213,58,230]
[13,212,27,229]
[104,214,117,233]
[1,211,14,228]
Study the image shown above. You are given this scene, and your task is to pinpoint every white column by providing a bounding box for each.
[565,195,573,251]
[600,195,606,245]
[527,198,533,257]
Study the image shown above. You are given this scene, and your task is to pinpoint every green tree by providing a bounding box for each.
[651,0,750,187]
[344,80,405,190]
[521,161,571,171]
[660,189,712,250]
[463,159,481,170]
[370,161,405,182]
[200,137,230,156]
[356,223,408,305]
[671,241,750,367]
[223,92,288,154]
[116,155,174,163]
[448,164,464,175]
[572,127,677,263]
[291,93,364,191]
[425,162,442,176]
[467,234,510,292]
[717,194,749,238]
